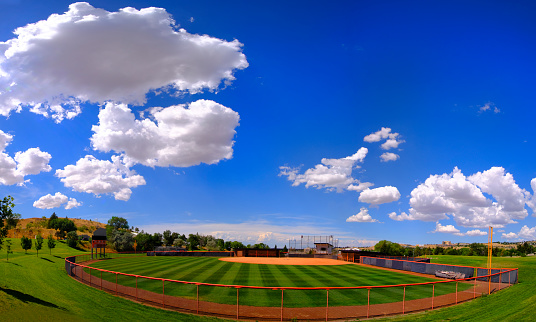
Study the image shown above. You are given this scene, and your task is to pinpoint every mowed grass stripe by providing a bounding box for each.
[272,265,324,307]
[86,257,454,307]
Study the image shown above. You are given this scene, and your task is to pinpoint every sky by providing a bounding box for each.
[1,0,535,248]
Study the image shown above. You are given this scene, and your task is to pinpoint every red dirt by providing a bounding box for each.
[219,257,350,265]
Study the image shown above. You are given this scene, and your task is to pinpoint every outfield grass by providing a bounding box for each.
[86,256,470,307]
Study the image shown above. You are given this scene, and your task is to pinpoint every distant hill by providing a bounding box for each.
[6,217,107,240]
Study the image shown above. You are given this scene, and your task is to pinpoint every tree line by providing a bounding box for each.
[107,216,280,252]
[374,240,535,257]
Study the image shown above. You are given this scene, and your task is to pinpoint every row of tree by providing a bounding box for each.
[17,235,57,258]
[105,216,283,252]
[374,240,535,257]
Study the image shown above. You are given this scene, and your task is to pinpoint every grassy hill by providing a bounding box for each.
[0,238,222,322]
[6,217,107,240]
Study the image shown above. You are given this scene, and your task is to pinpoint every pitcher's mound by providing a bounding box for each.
[219,257,350,265]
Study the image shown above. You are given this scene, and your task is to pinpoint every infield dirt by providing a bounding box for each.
[219,257,351,265]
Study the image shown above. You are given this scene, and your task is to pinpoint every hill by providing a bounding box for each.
[5,217,107,240]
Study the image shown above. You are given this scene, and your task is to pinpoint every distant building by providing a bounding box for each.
[314,242,333,255]
[442,241,452,246]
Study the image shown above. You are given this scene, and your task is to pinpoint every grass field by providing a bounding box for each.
[1,238,534,321]
[85,255,471,308]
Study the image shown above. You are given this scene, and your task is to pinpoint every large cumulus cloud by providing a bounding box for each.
[279,148,370,192]
[397,166,531,228]
[90,100,240,167]
[0,2,248,122]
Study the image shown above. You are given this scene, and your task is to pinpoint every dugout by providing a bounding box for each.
[339,250,430,263]
[233,248,280,257]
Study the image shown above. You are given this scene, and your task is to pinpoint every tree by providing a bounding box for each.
[282,245,288,253]
[47,212,59,229]
[187,233,200,250]
[66,231,79,248]
[35,235,44,256]
[47,235,56,255]
[110,229,134,252]
[0,196,20,251]
[48,217,76,239]
[163,230,174,246]
[6,239,13,261]
[107,216,129,240]
[21,236,32,254]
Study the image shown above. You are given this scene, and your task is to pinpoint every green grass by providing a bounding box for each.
[374,255,533,322]
[0,238,223,322]
[2,241,532,321]
[86,256,470,307]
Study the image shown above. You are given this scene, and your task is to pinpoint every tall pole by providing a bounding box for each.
[488,226,493,294]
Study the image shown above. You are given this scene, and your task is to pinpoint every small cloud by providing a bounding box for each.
[346,208,381,223]
[479,102,500,114]
[358,186,401,205]
[380,152,399,162]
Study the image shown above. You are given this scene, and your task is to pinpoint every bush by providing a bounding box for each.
[66,231,79,248]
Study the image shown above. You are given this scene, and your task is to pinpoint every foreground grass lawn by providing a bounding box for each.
[0,238,223,322]
[374,255,534,322]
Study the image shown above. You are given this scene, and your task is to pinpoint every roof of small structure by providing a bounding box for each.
[92,228,107,239]
[314,242,333,246]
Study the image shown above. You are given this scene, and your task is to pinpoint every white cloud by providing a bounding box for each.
[380,152,399,162]
[431,222,460,234]
[347,182,374,192]
[364,127,404,150]
[502,225,536,240]
[479,102,500,114]
[55,155,146,201]
[0,2,248,121]
[279,148,368,192]
[399,167,529,228]
[346,208,380,223]
[388,212,413,221]
[524,178,536,213]
[363,127,398,143]
[358,186,400,205]
[33,192,81,209]
[464,229,487,236]
[0,130,52,185]
[501,232,518,239]
[90,100,239,167]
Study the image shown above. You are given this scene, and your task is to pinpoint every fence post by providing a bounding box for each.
[136,276,138,301]
[432,284,434,309]
[499,271,502,290]
[281,289,284,322]
[162,280,165,308]
[455,281,458,304]
[197,284,199,314]
[474,277,476,299]
[402,286,406,314]
[115,272,118,295]
[326,289,329,321]
[100,271,103,290]
[89,267,91,286]
[236,288,240,320]
[367,288,370,318]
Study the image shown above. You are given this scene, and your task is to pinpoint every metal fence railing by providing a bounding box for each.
[65,253,518,321]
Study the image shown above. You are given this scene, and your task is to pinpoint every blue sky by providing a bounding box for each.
[1,0,535,247]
